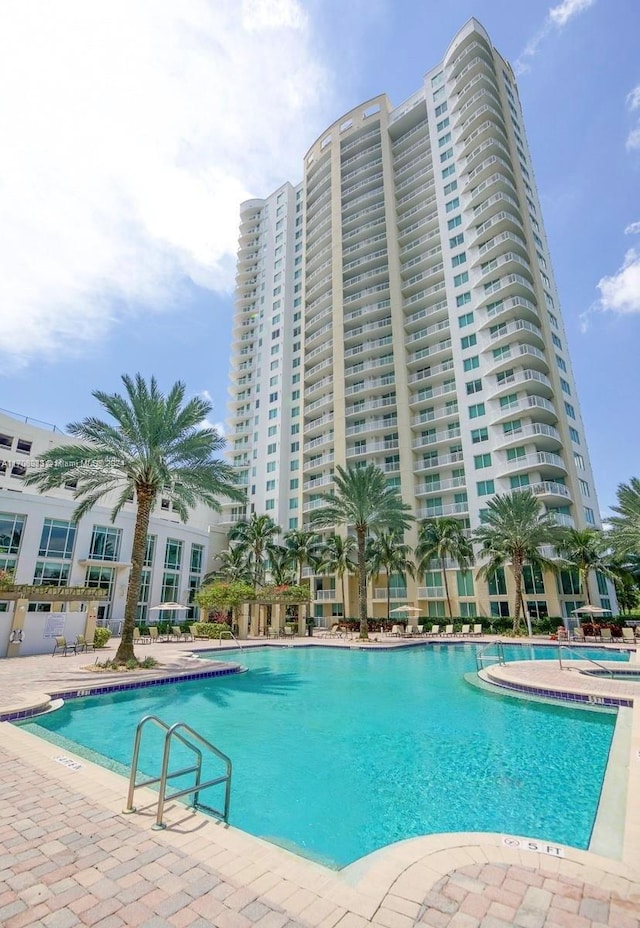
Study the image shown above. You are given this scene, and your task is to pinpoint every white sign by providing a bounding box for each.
[502,836,565,857]
[44,612,66,638]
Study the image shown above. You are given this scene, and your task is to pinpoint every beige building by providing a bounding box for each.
[224,19,616,624]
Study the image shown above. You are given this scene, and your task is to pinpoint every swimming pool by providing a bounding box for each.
[22,643,626,868]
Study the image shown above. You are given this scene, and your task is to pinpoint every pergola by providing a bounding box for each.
[1,585,108,657]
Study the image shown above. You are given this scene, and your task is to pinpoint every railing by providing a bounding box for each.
[218,629,244,651]
[475,640,505,672]
[557,645,613,677]
[124,716,232,830]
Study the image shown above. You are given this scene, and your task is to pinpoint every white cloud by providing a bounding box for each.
[0,0,333,369]
[626,84,640,150]
[515,0,596,74]
[625,221,640,235]
[596,249,640,315]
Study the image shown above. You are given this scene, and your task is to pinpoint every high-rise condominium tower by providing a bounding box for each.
[225,19,614,622]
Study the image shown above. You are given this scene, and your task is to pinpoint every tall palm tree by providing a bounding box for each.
[317,534,356,618]
[367,530,415,621]
[416,517,473,618]
[228,513,281,590]
[556,528,615,605]
[310,464,413,638]
[609,477,640,559]
[283,529,321,583]
[24,374,243,662]
[472,490,561,634]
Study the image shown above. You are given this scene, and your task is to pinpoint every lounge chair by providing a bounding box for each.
[52,636,76,656]
[317,623,341,638]
[75,634,95,652]
[403,625,416,637]
[600,628,613,643]
[426,624,440,636]
[133,627,151,643]
[416,625,425,636]
[444,624,454,636]
[458,624,471,636]
[621,627,635,643]
[572,628,585,643]
[283,626,295,637]
[149,626,160,642]
[472,624,482,636]
[190,624,208,640]
[389,624,402,637]
[172,625,190,641]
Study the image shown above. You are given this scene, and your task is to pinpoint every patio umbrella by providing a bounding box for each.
[389,605,421,614]
[150,602,188,611]
[570,605,610,614]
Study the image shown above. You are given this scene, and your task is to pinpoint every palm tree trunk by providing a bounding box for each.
[357,529,368,639]
[340,570,346,620]
[116,488,154,663]
[386,573,391,622]
[441,556,452,618]
[583,569,592,605]
[512,556,523,634]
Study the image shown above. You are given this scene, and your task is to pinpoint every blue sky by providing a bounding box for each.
[0,0,638,516]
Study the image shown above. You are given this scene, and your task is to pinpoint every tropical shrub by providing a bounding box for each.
[191,622,231,639]
[93,627,111,648]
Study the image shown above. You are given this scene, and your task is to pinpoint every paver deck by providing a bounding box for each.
[1,637,639,926]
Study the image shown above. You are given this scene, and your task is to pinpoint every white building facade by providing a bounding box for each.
[225,19,616,622]
[0,409,227,636]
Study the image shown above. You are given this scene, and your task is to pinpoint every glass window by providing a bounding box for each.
[33,561,70,586]
[0,512,26,555]
[558,569,581,595]
[458,311,474,328]
[469,403,485,419]
[474,453,491,469]
[190,544,204,574]
[523,565,544,595]
[471,428,488,443]
[453,272,469,287]
[457,570,474,597]
[461,333,476,350]
[89,526,122,562]
[39,518,76,559]
[510,474,530,489]
[476,480,494,496]
[84,565,115,598]
[463,356,479,372]
[161,571,180,604]
[164,539,183,571]
[487,568,507,596]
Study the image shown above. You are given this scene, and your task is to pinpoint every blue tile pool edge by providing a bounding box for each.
[2,664,244,723]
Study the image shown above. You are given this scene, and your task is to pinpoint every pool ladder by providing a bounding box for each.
[475,640,505,672]
[123,715,232,830]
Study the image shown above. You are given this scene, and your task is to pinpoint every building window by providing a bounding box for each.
[474,453,491,469]
[144,535,156,567]
[468,403,485,419]
[447,215,462,231]
[0,512,26,556]
[449,233,464,248]
[164,539,183,571]
[456,292,471,307]
[38,518,76,559]
[457,570,474,597]
[574,453,585,470]
[190,544,204,574]
[458,311,473,328]
[476,480,495,496]
[451,252,466,267]
[265,500,275,511]
[466,379,482,395]
[471,428,489,443]
[558,569,581,595]
[89,526,122,562]
[523,565,545,595]
[564,402,576,419]
[161,571,180,605]
[510,474,530,489]
[584,507,596,525]
[453,272,469,287]
[84,566,115,600]
[461,333,476,350]
[569,427,580,444]
[463,356,479,372]
[33,561,70,586]
[487,568,507,596]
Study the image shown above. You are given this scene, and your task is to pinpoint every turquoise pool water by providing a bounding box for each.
[23,643,626,868]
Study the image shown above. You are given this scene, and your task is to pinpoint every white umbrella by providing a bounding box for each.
[150,602,188,611]
[571,605,610,614]
[389,605,421,614]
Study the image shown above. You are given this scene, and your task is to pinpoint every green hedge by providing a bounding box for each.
[191,622,231,639]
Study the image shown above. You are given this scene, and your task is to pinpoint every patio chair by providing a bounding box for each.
[388,624,402,637]
[572,628,586,643]
[458,624,471,636]
[149,626,160,642]
[621,627,635,643]
[283,626,295,637]
[472,624,482,636]
[416,625,425,636]
[133,627,151,643]
[403,625,416,637]
[443,624,454,636]
[52,636,76,656]
[190,624,208,639]
[75,634,95,652]
[426,624,440,636]
[600,628,613,643]
[172,625,189,641]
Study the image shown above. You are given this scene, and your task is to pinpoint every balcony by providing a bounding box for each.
[416,586,445,600]
[414,450,464,472]
[531,482,572,503]
[411,404,459,428]
[418,501,469,519]
[346,438,399,457]
[415,476,466,496]
[490,369,553,401]
[504,451,567,477]
[345,416,398,437]
[315,589,338,601]
[412,427,462,450]
[373,588,408,600]
[497,423,562,452]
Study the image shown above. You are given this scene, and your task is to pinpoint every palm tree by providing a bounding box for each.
[228,513,281,590]
[317,534,356,618]
[609,477,640,559]
[415,517,473,618]
[472,490,561,634]
[367,530,415,621]
[310,464,413,638]
[203,546,252,585]
[24,374,243,662]
[556,528,615,605]
[283,529,321,583]
[268,544,297,586]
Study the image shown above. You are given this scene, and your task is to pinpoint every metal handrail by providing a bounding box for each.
[218,629,243,650]
[557,645,613,677]
[123,715,232,830]
[475,640,505,671]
